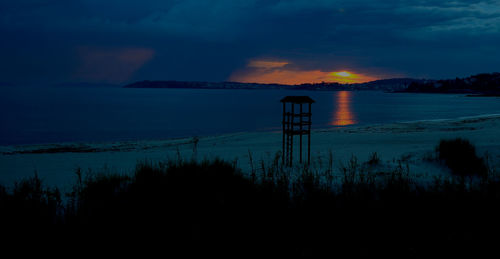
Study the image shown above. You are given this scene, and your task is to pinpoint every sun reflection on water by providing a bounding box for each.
[331,91,357,126]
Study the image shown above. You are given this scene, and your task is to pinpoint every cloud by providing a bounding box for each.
[248,60,289,69]
[1,0,500,84]
[73,47,155,83]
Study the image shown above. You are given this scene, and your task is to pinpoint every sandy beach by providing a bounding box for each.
[1,114,500,188]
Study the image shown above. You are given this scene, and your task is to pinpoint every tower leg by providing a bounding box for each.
[300,103,303,163]
[287,109,291,166]
[290,103,294,167]
[308,103,312,164]
[282,102,285,164]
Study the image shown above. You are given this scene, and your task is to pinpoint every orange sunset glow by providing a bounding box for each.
[230,60,378,85]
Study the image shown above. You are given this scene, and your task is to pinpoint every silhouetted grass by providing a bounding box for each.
[367,151,381,166]
[0,172,62,225]
[437,138,488,177]
[1,140,500,257]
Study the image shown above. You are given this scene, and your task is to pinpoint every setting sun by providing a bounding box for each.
[332,71,353,78]
[230,60,379,85]
[327,70,377,84]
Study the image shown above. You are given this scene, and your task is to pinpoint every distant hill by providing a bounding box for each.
[50,82,121,88]
[403,73,500,95]
[124,74,499,94]
[124,80,285,90]
[351,78,427,92]
[124,78,425,92]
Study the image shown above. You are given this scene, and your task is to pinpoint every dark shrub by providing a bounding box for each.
[66,173,130,224]
[67,159,261,228]
[436,138,487,177]
[3,156,500,256]
[0,174,62,225]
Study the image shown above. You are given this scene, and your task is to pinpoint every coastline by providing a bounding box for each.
[1,114,500,188]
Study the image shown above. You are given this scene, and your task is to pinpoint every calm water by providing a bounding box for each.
[1,87,500,146]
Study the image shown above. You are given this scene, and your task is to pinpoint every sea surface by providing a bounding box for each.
[2,86,500,146]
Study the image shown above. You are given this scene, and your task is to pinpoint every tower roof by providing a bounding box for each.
[280,96,315,104]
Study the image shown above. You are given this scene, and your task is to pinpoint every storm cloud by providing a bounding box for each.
[1,0,500,84]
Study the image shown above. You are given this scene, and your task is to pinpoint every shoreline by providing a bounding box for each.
[1,113,500,188]
[3,112,500,152]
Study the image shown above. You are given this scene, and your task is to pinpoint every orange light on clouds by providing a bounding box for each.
[248,60,289,69]
[74,46,155,83]
[230,60,378,85]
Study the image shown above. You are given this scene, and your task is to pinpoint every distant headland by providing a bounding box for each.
[124,72,500,95]
[123,78,423,92]
[403,72,500,96]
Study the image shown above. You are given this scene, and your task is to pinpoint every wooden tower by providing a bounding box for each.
[281,96,315,166]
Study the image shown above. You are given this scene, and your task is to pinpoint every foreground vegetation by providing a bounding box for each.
[1,138,499,257]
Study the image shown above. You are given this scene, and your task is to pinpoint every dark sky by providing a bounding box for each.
[1,0,500,85]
